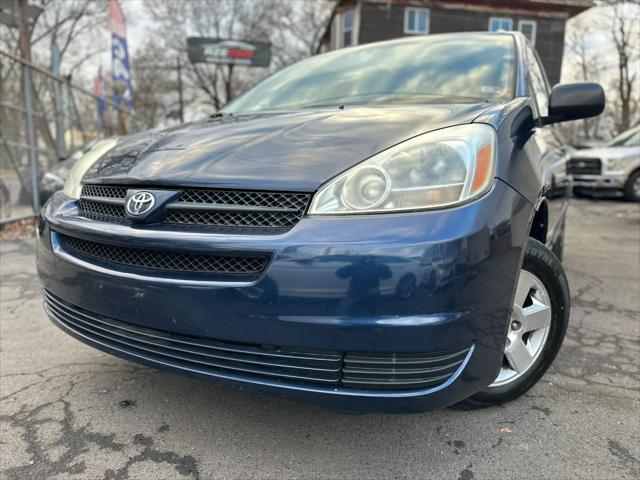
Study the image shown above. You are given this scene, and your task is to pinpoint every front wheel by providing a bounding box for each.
[456,238,570,409]
[623,170,640,202]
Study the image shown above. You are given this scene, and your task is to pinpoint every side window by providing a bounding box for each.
[525,47,549,118]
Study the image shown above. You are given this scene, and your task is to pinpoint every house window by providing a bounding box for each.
[489,17,513,32]
[518,20,537,45]
[343,9,354,47]
[404,8,430,34]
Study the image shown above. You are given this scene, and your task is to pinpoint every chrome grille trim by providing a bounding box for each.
[44,291,343,385]
[43,289,471,392]
[342,348,470,390]
[78,184,311,230]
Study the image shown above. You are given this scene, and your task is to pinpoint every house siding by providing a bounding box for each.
[357,2,567,84]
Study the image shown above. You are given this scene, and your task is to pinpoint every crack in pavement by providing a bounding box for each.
[0,370,201,480]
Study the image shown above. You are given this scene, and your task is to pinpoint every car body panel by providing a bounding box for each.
[36,32,572,412]
[83,105,493,192]
[38,178,530,411]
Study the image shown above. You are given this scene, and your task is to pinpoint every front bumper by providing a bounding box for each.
[37,179,531,412]
[572,173,627,189]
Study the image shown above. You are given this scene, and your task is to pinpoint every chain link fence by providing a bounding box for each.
[0,50,141,224]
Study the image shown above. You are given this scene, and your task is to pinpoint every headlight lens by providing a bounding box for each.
[606,156,634,172]
[63,138,118,199]
[309,124,496,214]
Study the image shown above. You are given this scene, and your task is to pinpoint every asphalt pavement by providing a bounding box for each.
[1,198,639,480]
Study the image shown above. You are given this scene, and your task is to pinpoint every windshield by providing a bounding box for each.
[608,128,640,147]
[223,35,515,114]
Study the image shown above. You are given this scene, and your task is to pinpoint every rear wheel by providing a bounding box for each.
[623,170,640,202]
[456,238,569,409]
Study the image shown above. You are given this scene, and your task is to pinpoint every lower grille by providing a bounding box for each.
[567,158,601,175]
[342,349,470,390]
[43,290,471,392]
[59,234,270,278]
[44,291,342,386]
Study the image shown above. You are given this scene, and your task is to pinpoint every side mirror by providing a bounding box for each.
[542,82,605,125]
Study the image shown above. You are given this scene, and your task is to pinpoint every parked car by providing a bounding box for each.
[37,33,604,412]
[568,126,640,201]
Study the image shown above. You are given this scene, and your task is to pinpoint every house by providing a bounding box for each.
[318,0,593,85]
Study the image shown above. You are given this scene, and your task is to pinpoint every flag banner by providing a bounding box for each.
[109,0,133,109]
[93,67,106,125]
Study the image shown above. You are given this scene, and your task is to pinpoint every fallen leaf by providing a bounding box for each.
[500,427,512,433]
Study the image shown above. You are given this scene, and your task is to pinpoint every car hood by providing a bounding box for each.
[84,104,493,192]
[571,146,640,160]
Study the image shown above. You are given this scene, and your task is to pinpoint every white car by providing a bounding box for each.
[568,126,640,201]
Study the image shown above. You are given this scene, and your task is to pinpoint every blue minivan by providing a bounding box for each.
[37,33,604,412]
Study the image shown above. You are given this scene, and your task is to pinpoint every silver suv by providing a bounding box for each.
[568,126,640,201]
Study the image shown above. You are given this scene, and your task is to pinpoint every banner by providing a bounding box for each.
[93,67,106,127]
[109,0,133,109]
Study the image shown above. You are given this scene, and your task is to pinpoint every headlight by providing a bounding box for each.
[309,124,496,214]
[63,138,118,199]
[606,156,634,172]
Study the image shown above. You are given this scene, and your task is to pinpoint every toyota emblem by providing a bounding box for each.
[126,191,156,216]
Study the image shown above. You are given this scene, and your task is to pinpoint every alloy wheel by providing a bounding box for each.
[490,269,552,387]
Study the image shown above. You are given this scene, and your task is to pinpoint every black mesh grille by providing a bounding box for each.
[164,210,303,228]
[78,184,310,231]
[81,185,128,198]
[567,158,602,175]
[179,189,309,210]
[60,234,270,276]
[78,199,126,220]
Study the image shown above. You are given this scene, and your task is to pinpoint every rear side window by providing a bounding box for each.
[525,47,549,117]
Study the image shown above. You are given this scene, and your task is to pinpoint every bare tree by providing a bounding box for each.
[1,0,109,161]
[607,0,640,132]
[564,15,606,139]
[143,0,332,113]
[132,39,188,129]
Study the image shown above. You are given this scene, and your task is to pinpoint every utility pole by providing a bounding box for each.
[226,64,234,103]
[16,0,31,64]
[177,54,184,123]
[16,0,40,210]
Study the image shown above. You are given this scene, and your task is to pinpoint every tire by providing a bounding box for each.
[623,169,640,202]
[455,238,570,409]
